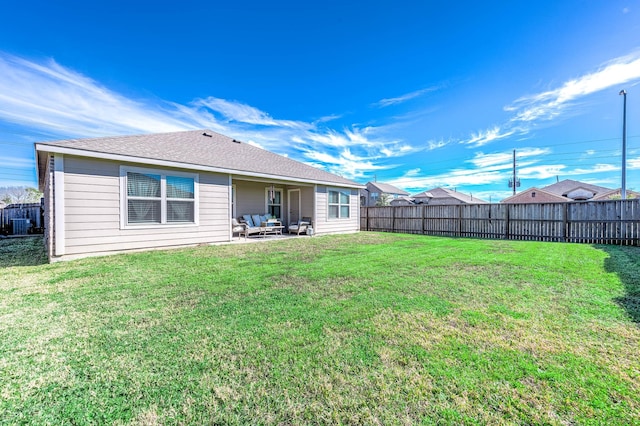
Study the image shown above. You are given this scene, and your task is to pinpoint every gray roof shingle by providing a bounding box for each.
[36,129,360,187]
[411,187,488,204]
[542,179,611,197]
[367,182,409,196]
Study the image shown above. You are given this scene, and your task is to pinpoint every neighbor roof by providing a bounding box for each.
[35,129,362,188]
[500,187,568,203]
[367,182,409,196]
[542,179,611,197]
[412,187,488,204]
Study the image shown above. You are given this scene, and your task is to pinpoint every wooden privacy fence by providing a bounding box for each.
[360,199,640,245]
[0,202,43,235]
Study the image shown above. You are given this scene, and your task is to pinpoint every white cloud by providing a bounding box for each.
[463,126,516,147]
[426,138,450,151]
[508,52,640,123]
[0,52,423,184]
[462,51,640,148]
[467,148,550,168]
[302,148,389,180]
[374,85,441,108]
[0,54,195,137]
[519,164,567,179]
[192,97,312,129]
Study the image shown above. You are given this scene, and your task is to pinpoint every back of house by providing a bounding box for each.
[35,129,363,261]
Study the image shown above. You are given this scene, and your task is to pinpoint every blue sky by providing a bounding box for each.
[1,0,640,201]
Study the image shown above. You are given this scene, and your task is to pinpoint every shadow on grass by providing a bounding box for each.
[599,244,640,324]
[0,236,48,267]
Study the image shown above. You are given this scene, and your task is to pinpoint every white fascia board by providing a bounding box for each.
[35,144,364,189]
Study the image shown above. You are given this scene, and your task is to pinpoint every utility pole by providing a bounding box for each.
[508,149,520,195]
[620,89,627,200]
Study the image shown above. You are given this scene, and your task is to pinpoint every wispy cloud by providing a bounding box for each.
[462,51,640,148]
[467,148,550,168]
[374,85,441,108]
[0,54,195,137]
[462,126,518,147]
[383,146,615,195]
[191,97,312,129]
[426,138,451,151]
[0,52,419,182]
[507,52,640,123]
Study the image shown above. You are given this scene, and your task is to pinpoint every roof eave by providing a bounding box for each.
[35,144,364,189]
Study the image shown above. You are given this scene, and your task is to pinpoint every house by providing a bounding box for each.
[592,188,640,200]
[389,196,416,206]
[501,179,638,203]
[360,182,409,206]
[542,179,612,201]
[35,129,363,261]
[500,187,569,204]
[411,187,488,205]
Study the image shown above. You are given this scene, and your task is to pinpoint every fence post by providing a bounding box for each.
[392,206,396,233]
[563,203,568,242]
[366,207,369,231]
[422,204,426,235]
[505,205,510,240]
[457,205,462,237]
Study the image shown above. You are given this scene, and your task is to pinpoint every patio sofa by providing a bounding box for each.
[236,214,282,238]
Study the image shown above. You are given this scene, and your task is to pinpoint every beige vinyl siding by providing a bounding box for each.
[300,187,314,221]
[60,156,230,257]
[234,180,271,218]
[314,186,359,235]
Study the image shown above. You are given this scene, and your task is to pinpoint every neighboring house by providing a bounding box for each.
[592,188,640,200]
[389,196,416,206]
[500,187,568,204]
[501,179,637,203]
[542,179,612,201]
[411,187,488,205]
[35,129,363,261]
[360,182,409,206]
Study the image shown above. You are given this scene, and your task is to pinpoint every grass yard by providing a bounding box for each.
[0,233,639,425]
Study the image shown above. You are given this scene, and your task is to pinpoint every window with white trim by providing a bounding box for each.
[265,187,282,218]
[328,189,350,219]
[122,167,198,226]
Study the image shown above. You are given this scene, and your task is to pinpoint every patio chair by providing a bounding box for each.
[231,218,246,238]
[235,217,263,239]
[288,217,312,235]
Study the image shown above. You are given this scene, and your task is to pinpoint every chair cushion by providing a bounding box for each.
[252,214,262,227]
[242,214,254,227]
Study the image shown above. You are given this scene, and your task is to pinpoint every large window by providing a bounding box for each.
[122,167,197,227]
[328,189,350,219]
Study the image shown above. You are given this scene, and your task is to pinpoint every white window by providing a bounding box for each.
[265,187,283,218]
[328,189,350,219]
[121,167,198,227]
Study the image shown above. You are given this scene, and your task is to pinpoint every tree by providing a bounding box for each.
[375,193,392,206]
[0,186,43,205]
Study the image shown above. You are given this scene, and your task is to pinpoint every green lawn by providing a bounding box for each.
[1,233,639,425]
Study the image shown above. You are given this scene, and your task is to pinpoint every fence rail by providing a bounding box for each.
[360,200,640,245]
